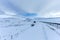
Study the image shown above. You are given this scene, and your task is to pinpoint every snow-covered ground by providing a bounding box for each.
[0,16,60,40]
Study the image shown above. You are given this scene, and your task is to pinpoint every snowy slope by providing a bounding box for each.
[34,17,60,23]
[0,16,60,40]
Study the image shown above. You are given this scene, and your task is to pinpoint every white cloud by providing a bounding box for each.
[4,11,16,16]
[43,12,60,18]
[0,15,13,18]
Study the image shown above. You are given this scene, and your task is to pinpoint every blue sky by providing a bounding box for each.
[0,0,60,18]
[8,0,60,18]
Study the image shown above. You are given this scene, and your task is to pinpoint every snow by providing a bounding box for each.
[0,16,60,40]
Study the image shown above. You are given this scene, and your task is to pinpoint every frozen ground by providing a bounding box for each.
[0,16,60,40]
